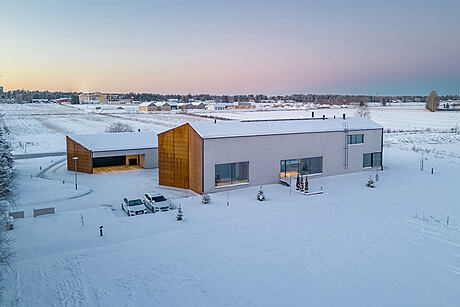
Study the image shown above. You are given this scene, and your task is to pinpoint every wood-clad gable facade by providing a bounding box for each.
[66,136,93,173]
[158,123,202,194]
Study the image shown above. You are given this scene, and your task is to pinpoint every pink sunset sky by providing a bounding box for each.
[1,0,460,95]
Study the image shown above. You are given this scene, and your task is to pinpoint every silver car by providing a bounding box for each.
[143,192,174,212]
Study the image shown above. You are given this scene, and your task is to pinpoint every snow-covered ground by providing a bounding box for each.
[2,104,460,306]
[0,103,210,154]
[202,107,460,131]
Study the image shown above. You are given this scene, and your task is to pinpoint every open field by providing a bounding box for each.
[0,103,211,154]
[202,107,460,131]
[1,104,460,306]
[2,103,460,155]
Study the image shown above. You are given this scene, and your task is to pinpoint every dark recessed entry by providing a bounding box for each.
[93,156,126,168]
[128,158,138,166]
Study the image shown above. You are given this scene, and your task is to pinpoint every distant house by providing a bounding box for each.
[155,101,172,111]
[232,101,256,109]
[191,102,206,109]
[178,102,194,110]
[205,103,233,111]
[138,101,157,112]
[78,93,107,104]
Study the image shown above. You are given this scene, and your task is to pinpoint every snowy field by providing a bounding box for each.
[202,107,460,131]
[0,103,210,154]
[1,104,460,306]
[2,103,459,155]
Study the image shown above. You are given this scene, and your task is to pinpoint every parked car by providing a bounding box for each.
[143,192,174,212]
[122,197,147,216]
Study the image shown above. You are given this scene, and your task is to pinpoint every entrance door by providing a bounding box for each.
[128,158,138,165]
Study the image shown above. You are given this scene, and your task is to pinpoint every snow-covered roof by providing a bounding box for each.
[68,132,158,152]
[139,101,156,107]
[188,117,382,139]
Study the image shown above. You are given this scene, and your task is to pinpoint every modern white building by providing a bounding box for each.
[158,117,383,194]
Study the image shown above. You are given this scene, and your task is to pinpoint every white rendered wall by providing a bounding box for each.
[202,129,382,193]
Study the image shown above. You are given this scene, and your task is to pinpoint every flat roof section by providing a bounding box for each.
[189,117,383,139]
[67,131,158,152]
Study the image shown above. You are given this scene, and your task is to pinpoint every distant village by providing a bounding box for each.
[0,87,459,111]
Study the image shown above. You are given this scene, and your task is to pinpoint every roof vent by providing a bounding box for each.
[322,115,325,120]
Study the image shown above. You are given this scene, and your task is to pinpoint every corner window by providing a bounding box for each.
[363,152,381,168]
[215,161,249,186]
[347,134,364,144]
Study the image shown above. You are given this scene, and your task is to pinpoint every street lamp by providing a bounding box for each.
[73,157,79,190]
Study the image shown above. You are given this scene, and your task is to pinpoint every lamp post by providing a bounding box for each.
[73,157,79,190]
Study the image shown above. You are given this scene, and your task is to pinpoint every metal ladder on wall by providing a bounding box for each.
[343,120,349,170]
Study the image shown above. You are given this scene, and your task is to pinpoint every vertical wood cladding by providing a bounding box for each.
[66,136,92,174]
[158,124,202,194]
[188,126,202,194]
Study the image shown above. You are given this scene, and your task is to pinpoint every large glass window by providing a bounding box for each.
[215,161,249,186]
[363,152,382,168]
[280,157,323,178]
[363,153,372,168]
[347,134,364,144]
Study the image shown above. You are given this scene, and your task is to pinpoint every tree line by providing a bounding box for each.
[1,90,459,104]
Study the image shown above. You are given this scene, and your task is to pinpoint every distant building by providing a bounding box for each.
[78,93,107,104]
[0,85,3,93]
[231,101,256,109]
[191,101,206,109]
[54,98,71,103]
[178,102,194,110]
[139,101,173,112]
[138,101,157,112]
[155,102,172,111]
[107,93,120,102]
[205,103,233,111]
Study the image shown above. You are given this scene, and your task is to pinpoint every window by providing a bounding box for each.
[280,157,323,177]
[347,134,364,144]
[215,161,249,186]
[363,152,382,168]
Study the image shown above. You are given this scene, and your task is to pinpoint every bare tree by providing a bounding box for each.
[355,103,370,118]
[105,122,134,133]
[426,90,439,112]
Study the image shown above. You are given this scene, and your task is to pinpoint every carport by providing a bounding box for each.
[66,131,158,174]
